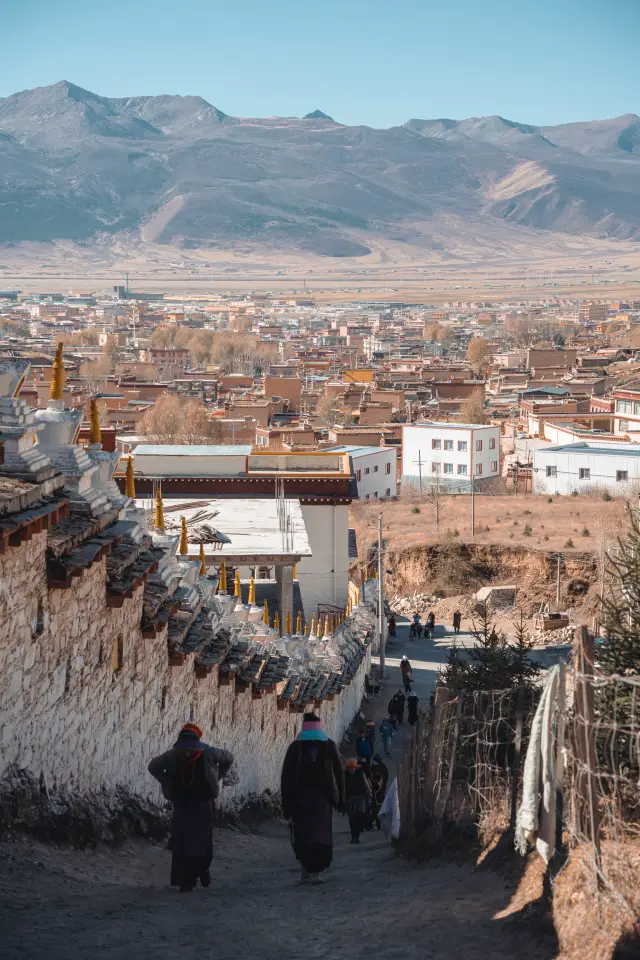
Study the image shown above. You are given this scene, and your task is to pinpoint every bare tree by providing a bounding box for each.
[466,337,490,372]
[139,395,222,444]
[314,392,340,428]
[459,388,488,425]
[423,471,450,532]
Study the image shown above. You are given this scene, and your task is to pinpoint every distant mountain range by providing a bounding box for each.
[1,80,639,259]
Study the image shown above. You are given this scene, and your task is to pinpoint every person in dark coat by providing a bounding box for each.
[453,611,461,634]
[400,655,413,693]
[148,723,234,893]
[407,690,420,726]
[280,713,345,885]
[369,754,389,829]
[388,615,397,638]
[390,689,406,725]
[344,758,372,843]
[356,731,373,773]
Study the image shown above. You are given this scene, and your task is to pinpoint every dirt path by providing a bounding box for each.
[0,815,557,960]
[0,619,558,960]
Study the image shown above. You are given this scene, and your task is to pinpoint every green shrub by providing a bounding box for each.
[547,497,553,503]
[565,538,575,548]
[602,491,612,502]
[582,527,590,537]
[523,524,532,537]
[411,506,420,514]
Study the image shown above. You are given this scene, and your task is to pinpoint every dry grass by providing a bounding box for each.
[351,493,625,556]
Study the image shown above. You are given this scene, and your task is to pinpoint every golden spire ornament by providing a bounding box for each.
[154,487,164,530]
[296,611,302,634]
[286,611,292,634]
[218,560,227,592]
[263,599,269,625]
[292,564,297,580]
[199,543,207,576]
[49,342,64,401]
[234,569,241,600]
[248,575,256,605]
[316,615,323,638]
[179,516,188,555]
[125,456,135,499]
[88,398,101,445]
[305,617,311,636]
[273,611,280,633]
[310,613,316,636]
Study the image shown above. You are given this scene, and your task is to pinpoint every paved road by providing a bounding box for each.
[352,616,476,771]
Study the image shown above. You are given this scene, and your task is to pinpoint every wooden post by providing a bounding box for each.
[424,686,454,813]
[572,626,602,882]
[510,685,526,830]
[437,693,463,820]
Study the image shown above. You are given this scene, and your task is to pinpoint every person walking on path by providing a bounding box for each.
[388,690,406,726]
[400,655,413,693]
[453,610,461,635]
[369,754,389,829]
[379,717,394,756]
[407,690,420,726]
[344,759,372,844]
[148,722,234,893]
[356,730,373,772]
[388,615,397,639]
[280,713,345,886]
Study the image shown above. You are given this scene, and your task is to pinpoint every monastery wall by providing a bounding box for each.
[0,533,370,806]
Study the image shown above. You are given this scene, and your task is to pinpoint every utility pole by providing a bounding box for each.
[377,513,385,679]
[556,554,562,608]
[413,451,423,499]
[471,478,475,537]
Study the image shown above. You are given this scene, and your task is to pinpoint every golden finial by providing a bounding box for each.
[199,543,206,576]
[218,560,227,592]
[263,599,269,626]
[49,342,64,401]
[125,456,135,498]
[179,516,188,555]
[234,569,241,600]
[292,564,297,580]
[363,567,368,582]
[324,615,331,637]
[286,611,292,634]
[316,615,323,638]
[273,611,280,633]
[296,611,302,634]
[305,617,311,636]
[310,613,316,635]
[89,398,101,445]
[154,487,164,530]
[248,575,256,605]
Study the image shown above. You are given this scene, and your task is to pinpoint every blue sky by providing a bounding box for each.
[1,0,638,127]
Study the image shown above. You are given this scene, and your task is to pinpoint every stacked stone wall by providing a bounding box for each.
[0,535,369,805]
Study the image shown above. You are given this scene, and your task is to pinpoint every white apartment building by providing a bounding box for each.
[533,441,640,496]
[326,445,397,500]
[402,422,501,491]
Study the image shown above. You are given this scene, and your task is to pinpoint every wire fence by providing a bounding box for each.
[399,640,640,920]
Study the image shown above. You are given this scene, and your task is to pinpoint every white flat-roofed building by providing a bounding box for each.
[402,422,501,492]
[132,444,252,477]
[325,445,397,501]
[533,441,640,496]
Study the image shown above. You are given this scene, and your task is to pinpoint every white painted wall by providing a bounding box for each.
[351,448,397,501]
[533,442,640,496]
[402,422,500,489]
[297,504,349,616]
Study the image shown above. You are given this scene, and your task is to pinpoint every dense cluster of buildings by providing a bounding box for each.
[3,286,640,500]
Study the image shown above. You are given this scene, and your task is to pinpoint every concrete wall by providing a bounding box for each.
[297,504,350,615]
[402,423,500,486]
[352,448,397,500]
[0,532,368,806]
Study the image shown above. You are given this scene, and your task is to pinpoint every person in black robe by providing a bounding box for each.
[344,758,372,843]
[407,690,420,726]
[148,723,233,893]
[280,713,345,885]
